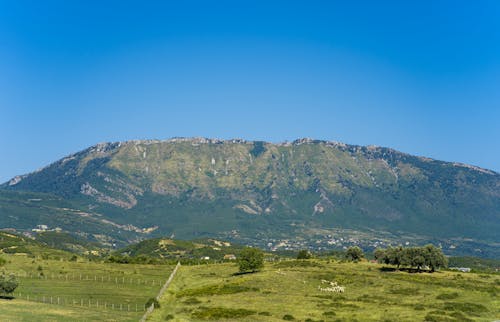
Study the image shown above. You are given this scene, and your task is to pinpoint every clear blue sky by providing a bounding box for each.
[1,1,499,182]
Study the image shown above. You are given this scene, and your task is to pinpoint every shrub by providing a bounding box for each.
[297,250,312,259]
[145,297,160,309]
[0,273,18,295]
[442,302,487,315]
[345,247,364,262]
[237,247,264,273]
[184,297,202,305]
[323,311,336,316]
[283,314,295,320]
[436,292,459,300]
[191,307,256,319]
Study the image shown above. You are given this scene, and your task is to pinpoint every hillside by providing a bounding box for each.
[1,138,499,257]
[147,260,499,322]
[0,231,72,259]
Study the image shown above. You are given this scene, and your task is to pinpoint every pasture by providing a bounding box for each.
[0,254,174,321]
[148,260,499,322]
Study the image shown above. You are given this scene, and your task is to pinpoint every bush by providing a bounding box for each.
[283,314,295,320]
[297,250,312,259]
[436,292,459,300]
[345,246,364,262]
[191,307,256,319]
[145,297,160,308]
[237,247,264,273]
[0,273,18,295]
[0,257,6,267]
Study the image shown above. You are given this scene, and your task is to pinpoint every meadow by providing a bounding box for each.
[0,254,174,321]
[147,260,499,322]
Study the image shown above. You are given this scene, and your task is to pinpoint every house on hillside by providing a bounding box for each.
[224,254,236,260]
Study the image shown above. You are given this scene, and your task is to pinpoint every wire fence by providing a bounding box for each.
[11,271,165,287]
[11,291,150,312]
[140,261,181,322]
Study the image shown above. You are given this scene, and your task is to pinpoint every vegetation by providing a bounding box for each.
[345,246,364,262]
[0,273,19,296]
[1,139,499,258]
[145,259,499,321]
[375,245,447,272]
[237,247,264,273]
[297,249,312,260]
[0,254,174,321]
[113,237,245,262]
[448,256,500,273]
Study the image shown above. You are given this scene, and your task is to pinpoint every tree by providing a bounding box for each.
[237,247,264,273]
[374,248,386,263]
[345,246,364,262]
[423,244,447,272]
[374,244,447,272]
[0,273,18,296]
[387,246,404,268]
[297,250,312,260]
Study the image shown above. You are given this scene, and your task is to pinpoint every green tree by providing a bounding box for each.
[237,247,264,273]
[387,246,404,268]
[422,244,447,272]
[0,273,19,296]
[374,248,387,263]
[345,246,364,262]
[297,249,312,260]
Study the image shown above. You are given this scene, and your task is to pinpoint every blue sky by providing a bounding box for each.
[1,1,499,182]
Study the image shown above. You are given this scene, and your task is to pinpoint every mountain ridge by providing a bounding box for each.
[1,137,499,257]
[5,137,497,186]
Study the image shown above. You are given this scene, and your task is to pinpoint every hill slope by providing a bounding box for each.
[1,138,499,256]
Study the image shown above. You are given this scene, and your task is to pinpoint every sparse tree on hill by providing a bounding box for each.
[0,273,18,296]
[238,247,264,273]
[345,246,364,262]
[297,249,312,260]
[422,244,447,272]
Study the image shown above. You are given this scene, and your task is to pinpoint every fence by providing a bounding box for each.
[11,291,150,312]
[11,271,164,287]
[140,261,181,322]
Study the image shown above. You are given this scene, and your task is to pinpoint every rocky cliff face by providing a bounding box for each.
[2,138,499,255]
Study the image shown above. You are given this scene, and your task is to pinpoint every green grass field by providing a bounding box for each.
[147,260,499,322]
[0,254,174,321]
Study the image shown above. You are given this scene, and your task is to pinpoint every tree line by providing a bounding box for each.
[374,244,447,272]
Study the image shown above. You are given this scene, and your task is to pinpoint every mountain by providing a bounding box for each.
[1,138,499,257]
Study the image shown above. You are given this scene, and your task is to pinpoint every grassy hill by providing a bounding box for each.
[0,238,498,321]
[0,231,71,259]
[115,238,243,261]
[147,260,499,322]
[1,138,499,257]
